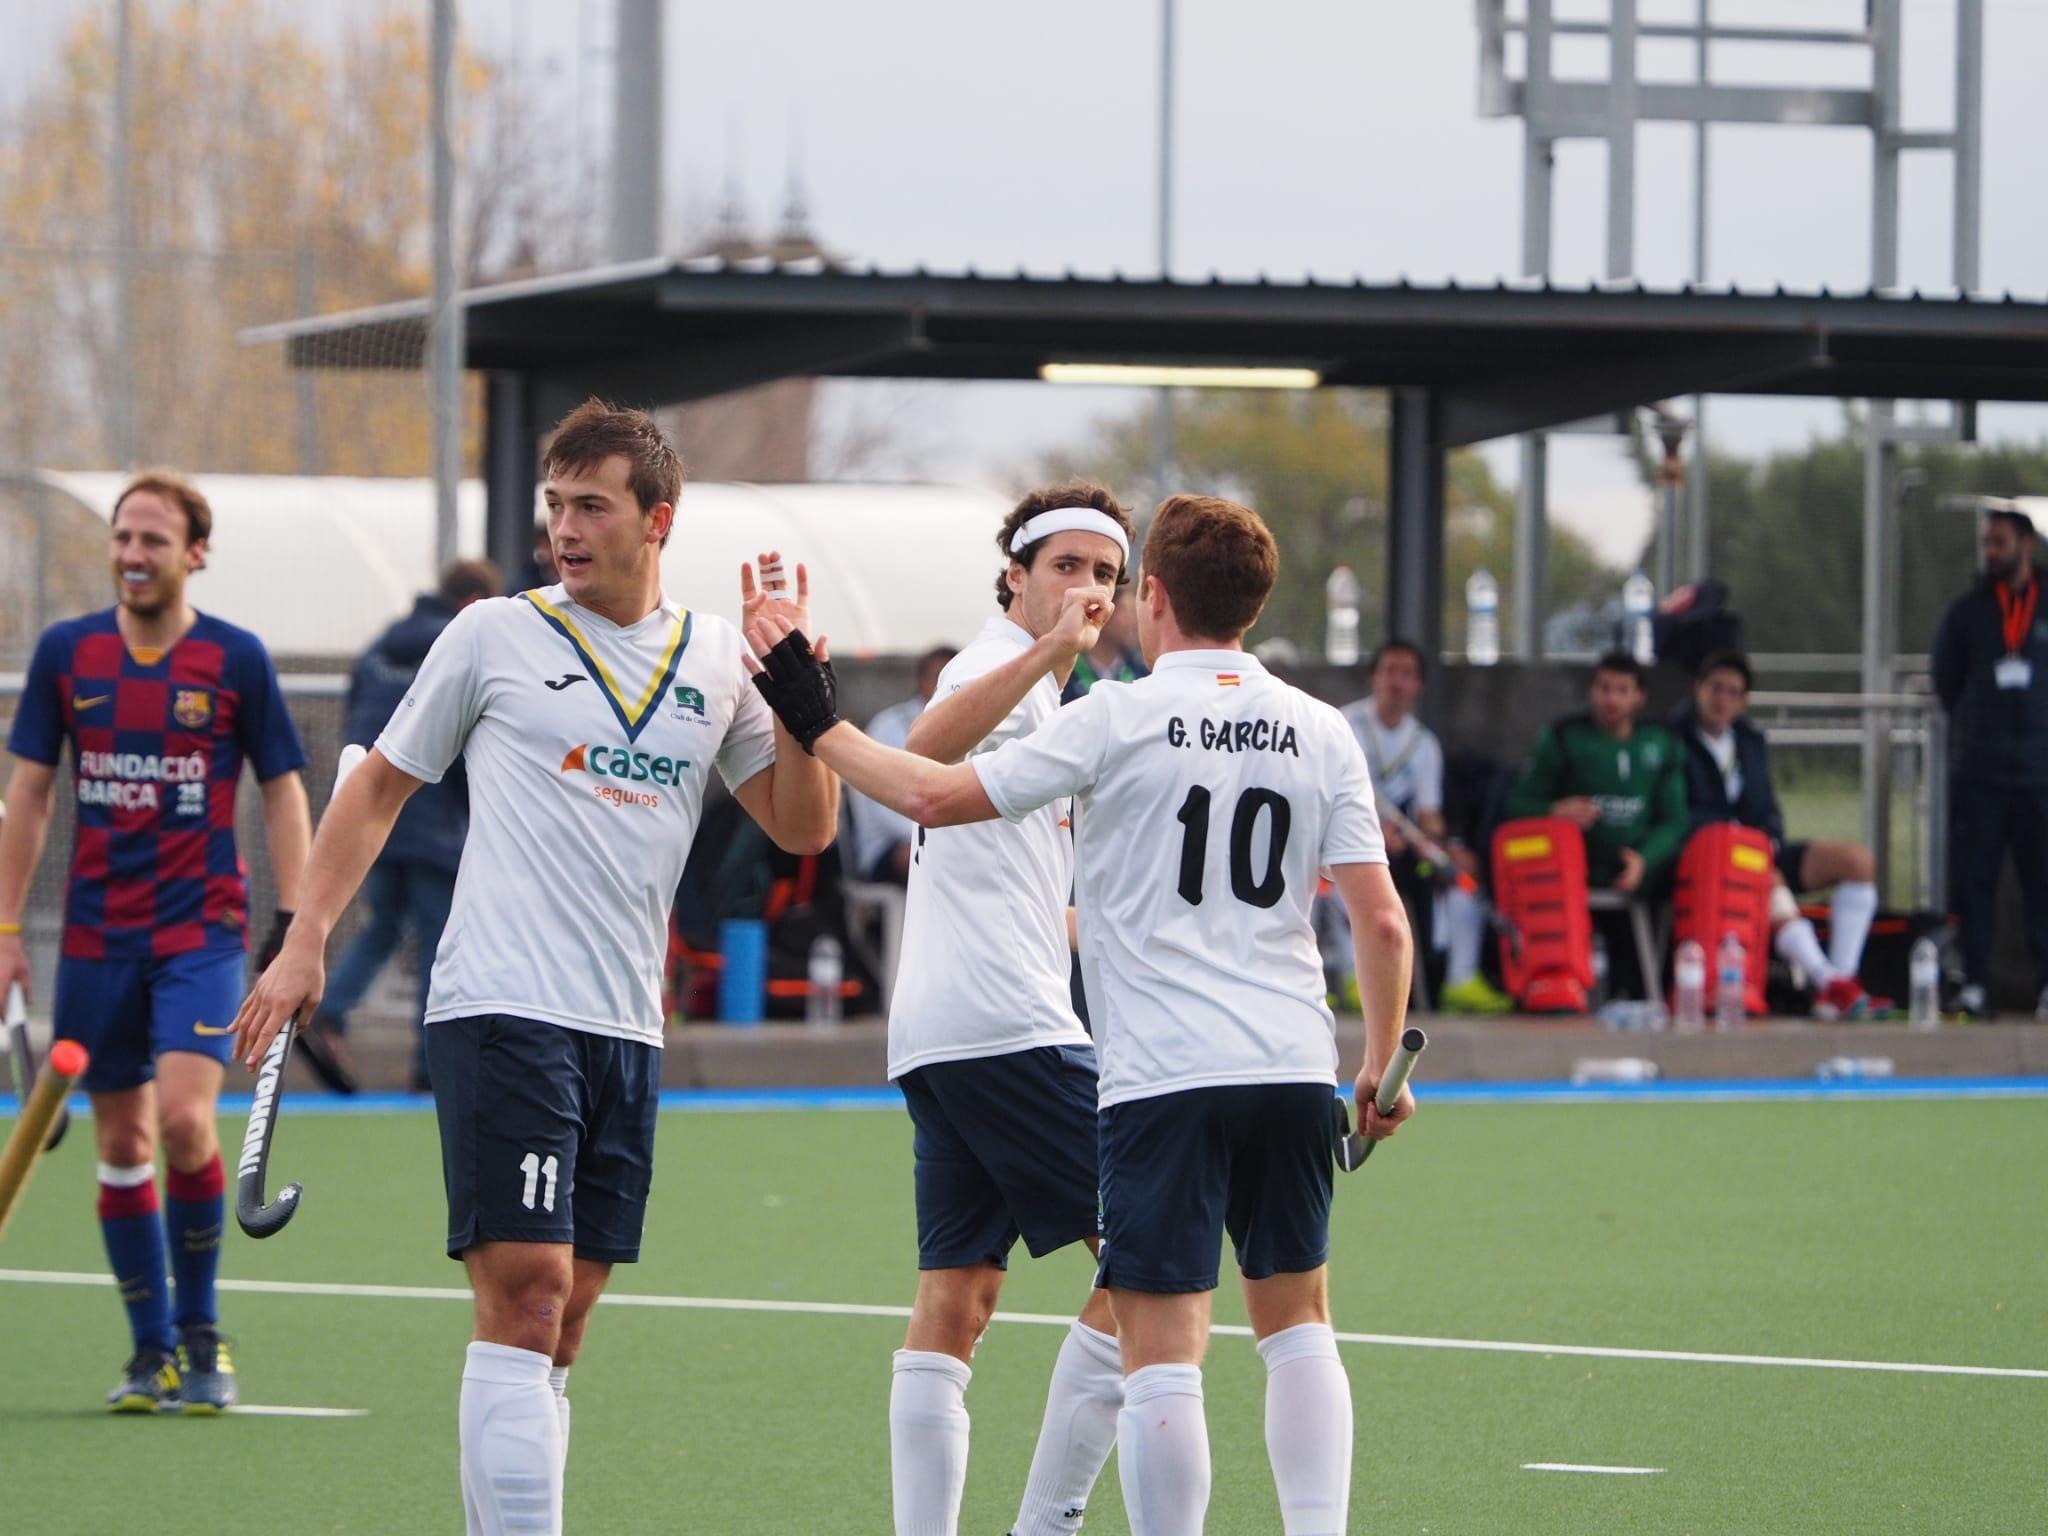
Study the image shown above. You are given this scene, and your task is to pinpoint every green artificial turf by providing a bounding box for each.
[1,1097,2042,1533]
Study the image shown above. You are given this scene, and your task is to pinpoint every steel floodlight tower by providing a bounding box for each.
[1476,0,1984,877]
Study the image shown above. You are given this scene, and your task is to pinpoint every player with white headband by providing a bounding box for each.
[873,482,1130,1536]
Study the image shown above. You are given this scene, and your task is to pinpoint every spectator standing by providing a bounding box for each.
[844,646,955,885]
[1932,507,2048,1019]
[297,559,499,1092]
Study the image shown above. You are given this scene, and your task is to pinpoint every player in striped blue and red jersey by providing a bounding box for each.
[0,471,311,1414]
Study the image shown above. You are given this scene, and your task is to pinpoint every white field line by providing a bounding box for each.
[5,1268,2045,1383]
[233,1405,369,1418]
[1522,1463,1665,1475]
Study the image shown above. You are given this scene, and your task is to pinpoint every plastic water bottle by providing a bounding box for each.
[806,934,844,1028]
[1571,1056,1659,1085]
[1589,931,1610,1009]
[1817,1055,1896,1082]
[1714,931,1746,1032]
[1908,937,1941,1032]
[1465,567,1500,666]
[1672,938,1707,1033]
[1623,571,1656,665]
[1325,565,1361,666]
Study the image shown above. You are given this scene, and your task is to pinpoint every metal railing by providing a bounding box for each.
[1745,688,1947,910]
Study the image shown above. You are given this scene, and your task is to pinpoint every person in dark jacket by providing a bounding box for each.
[1674,651,1885,1018]
[296,559,499,1091]
[1932,507,2048,1019]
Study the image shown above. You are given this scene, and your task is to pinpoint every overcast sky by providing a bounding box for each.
[8,0,2046,562]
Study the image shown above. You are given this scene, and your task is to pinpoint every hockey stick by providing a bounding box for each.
[0,1039,86,1239]
[4,982,70,1153]
[1337,1025,1426,1172]
[235,742,366,1239]
[1377,804,1523,960]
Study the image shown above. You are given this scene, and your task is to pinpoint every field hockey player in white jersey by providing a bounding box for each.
[231,399,838,1536]
[882,480,1127,1536]
[746,494,1415,1536]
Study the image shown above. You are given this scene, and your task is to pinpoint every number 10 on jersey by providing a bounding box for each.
[1175,786,1292,908]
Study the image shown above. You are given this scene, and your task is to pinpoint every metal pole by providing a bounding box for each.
[1954,0,1982,291]
[1860,0,1901,885]
[110,0,135,469]
[1512,0,1554,659]
[1860,402,1895,879]
[1606,0,1637,280]
[294,249,320,475]
[611,0,663,261]
[429,0,463,571]
[1687,0,1711,582]
[1151,0,1175,507]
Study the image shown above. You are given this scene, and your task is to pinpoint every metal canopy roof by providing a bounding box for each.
[248,258,2048,446]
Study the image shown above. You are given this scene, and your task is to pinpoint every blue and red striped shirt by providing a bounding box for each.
[8,610,307,959]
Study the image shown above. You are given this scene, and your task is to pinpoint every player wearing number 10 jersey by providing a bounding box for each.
[746,494,1416,1536]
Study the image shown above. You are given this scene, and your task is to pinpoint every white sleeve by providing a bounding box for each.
[716,671,780,792]
[973,687,1110,823]
[375,603,486,784]
[1321,719,1389,867]
[1412,728,1445,816]
[933,641,1037,758]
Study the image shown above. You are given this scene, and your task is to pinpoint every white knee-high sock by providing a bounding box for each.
[1012,1321,1125,1535]
[1774,917,1842,987]
[1829,881,1879,977]
[459,1341,562,1536]
[549,1366,571,1488]
[891,1349,973,1536]
[1117,1364,1209,1536]
[1444,886,1486,987]
[1258,1324,1353,1536]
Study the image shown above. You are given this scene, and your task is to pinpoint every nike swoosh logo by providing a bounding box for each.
[192,1023,235,1036]
[543,675,587,691]
[74,694,111,709]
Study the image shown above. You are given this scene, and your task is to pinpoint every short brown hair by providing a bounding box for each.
[1142,494,1277,641]
[994,480,1133,610]
[543,398,684,516]
[113,470,211,546]
[438,558,502,605]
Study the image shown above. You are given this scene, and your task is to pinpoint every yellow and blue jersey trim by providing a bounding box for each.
[520,590,691,743]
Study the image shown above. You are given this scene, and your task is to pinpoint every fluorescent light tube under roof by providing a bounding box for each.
[1039,362,1322,389]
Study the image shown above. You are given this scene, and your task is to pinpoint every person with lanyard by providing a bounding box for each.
[1338,641,1508,1013]
[1933,506,2048,1019]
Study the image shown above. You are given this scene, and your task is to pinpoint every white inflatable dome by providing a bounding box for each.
[35,472,1012,660]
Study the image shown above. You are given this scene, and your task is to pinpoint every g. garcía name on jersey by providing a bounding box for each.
[74,747,210,811]
[559,740,693,810]
[1165,715,1301,756]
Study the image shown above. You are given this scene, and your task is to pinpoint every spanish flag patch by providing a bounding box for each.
[1217,673,1240,687]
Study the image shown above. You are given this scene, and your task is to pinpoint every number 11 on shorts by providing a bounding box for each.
[519,1152,559,1213]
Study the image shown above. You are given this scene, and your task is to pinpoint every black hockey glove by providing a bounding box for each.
[750,630,840,753]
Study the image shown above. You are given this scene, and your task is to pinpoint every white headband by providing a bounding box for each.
[1008,507,1131,563]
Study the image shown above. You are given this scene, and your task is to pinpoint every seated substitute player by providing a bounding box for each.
[0,470,312,1413]
[232,401,836,1536]
[882,481,1128,1536]
[1674,650,1886,1017]
[748,494,1415,1536]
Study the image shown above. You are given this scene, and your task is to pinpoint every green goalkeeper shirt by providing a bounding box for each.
[1505,713,1690,885]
